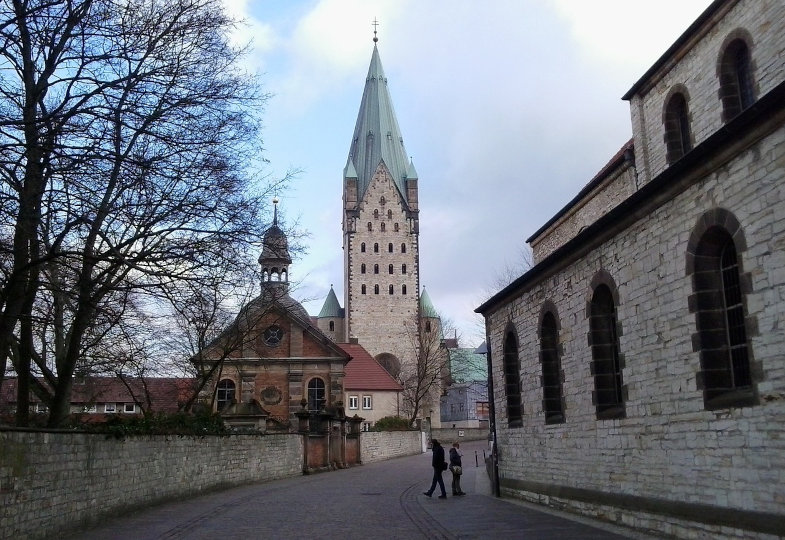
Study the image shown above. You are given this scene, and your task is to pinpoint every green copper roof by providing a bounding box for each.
[448,348,488,383]
[318,286,344,318]
[347,44,411,205]
[420,288,439,319]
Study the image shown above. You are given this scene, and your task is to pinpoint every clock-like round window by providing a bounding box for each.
[263,325,284,347]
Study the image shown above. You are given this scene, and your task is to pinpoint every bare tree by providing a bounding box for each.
[0,0,281,426]
[397,312,455,425]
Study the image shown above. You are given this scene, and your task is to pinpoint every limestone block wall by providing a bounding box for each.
[0,430,303,540]
[430,427,489,443]
[359,430,422,463]
[629,0,785,184]
[484,126,785,538]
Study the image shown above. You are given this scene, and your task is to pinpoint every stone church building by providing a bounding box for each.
[477,0,784,538]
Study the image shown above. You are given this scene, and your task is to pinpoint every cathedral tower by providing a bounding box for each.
[342,39,420,370]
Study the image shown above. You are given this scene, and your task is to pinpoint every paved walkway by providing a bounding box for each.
[68,440,652,539]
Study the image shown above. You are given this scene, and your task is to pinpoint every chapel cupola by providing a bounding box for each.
[259,197,292,290]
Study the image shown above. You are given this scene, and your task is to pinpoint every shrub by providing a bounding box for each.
[372,416,412,431]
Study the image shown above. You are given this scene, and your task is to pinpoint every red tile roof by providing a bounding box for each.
[338,343,402,391]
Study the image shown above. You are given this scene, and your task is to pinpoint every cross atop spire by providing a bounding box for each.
[372,18,379,43]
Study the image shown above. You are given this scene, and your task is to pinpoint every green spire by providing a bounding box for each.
[347,44,411,205]
[318,285,344,318]
[420,288,439,318]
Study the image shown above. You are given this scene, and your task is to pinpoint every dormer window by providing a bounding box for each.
[664,92,692,164]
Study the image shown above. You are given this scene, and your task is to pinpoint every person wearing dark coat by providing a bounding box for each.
[423,439,447,498]
[449,442,465,496]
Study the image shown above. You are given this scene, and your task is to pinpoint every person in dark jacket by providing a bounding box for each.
[449,442,465,496]
[423,439,447,498]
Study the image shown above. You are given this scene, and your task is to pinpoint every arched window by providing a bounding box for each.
[388,243,393,253]
[361,284,366,295]
[589,282,625,419]
[381,222,386,232]
[374,243,379,253]
[361,242,366,253]
[401,243,406,253]
[373,209,379,219]
[540,308,565,424]
[361,263,366,274]
[402,264,407,274]
[380,196,386,205]
[425,320,432,333]
[503,329,523,426]
[216,379,235,411]
[387,210,392,219]
[307,378,326,412]
[374,264,379,274]
[719,38,754,121]
[394,223,399,232]
[664,92,692,164]
[374,284,379,295]
[402,284,407,295]
[367,222,372,231]
[388,264,394,274]
[389,284,394,295]
[688,210,755,409]
[329,321,335,332]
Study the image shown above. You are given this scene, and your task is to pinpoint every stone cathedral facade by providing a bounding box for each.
[318,42,422,376]
[477,1,784,538]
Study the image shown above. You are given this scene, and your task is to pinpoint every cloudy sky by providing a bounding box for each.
[223,0,712,347]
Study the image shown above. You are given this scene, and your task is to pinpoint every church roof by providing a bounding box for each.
[339,343,402,391]
[318,286,344,318]
[448,348,488,383]
[420,288,439,318]
[347,44,411,205]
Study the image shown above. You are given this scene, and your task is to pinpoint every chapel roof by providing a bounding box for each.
[339,343,403,391]
[347,43,411,205]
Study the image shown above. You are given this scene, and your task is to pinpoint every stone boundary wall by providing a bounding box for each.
[430,428,488,444]
[359,430,422,463]
[0,429,303,540]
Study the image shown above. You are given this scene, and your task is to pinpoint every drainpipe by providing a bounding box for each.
[485,319,501,497]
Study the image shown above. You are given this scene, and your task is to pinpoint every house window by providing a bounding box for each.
[476,401,489,420]
[374,284,379,295]
[362,395,372,410]
[381,222,386,232]
[402,264,407,274]
[36,403,48,413]
[362,422,371,432]
[374,243,379,253]
[402,284,407,295]
[388,243,393,253]
[124,403,136,413]
[361,242,366,253]
[688,210,755,409]
[361,284,367,294]
[104,403,117,413]
[374,264,379,274]
[589,282,625,419]
[82,404,97,413]
[664,91,691,163]
[217,379,236,411]
[307,378,326,412]
[388,264,394,274]
[367,222,372,231]
[329,321,335,332]
[540,308,565,424]
[719,38,754,121]
[389,284,394,294]
[348,395,358,410]
[401,243,406,253]
[503,329,523,426]
[361,263,366,274]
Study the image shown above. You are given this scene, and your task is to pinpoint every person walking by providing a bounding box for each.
[423,439,448,499]
[449,442,465,496]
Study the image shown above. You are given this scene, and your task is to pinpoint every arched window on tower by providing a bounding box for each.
[361,284,366,295]
[401,243,406,253]
[361,242,366,253]
[387,209,392,219]
[373,209,379,219]
[719,39,755,121]
[380,196,386,205]
[389,284,394,295]
[367,222,372,231]
[361,263,366,274]
[329,321,335,332]
[374,284,379,295]
[388,264,393,274]
[664,92,692,164]
[381,222,386,232]
[402,264,407,274]
[388,243,393,253]
[374,243,379,253]
[402,284,407,295]
[394,223,399,232]
[374,264,379,274]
